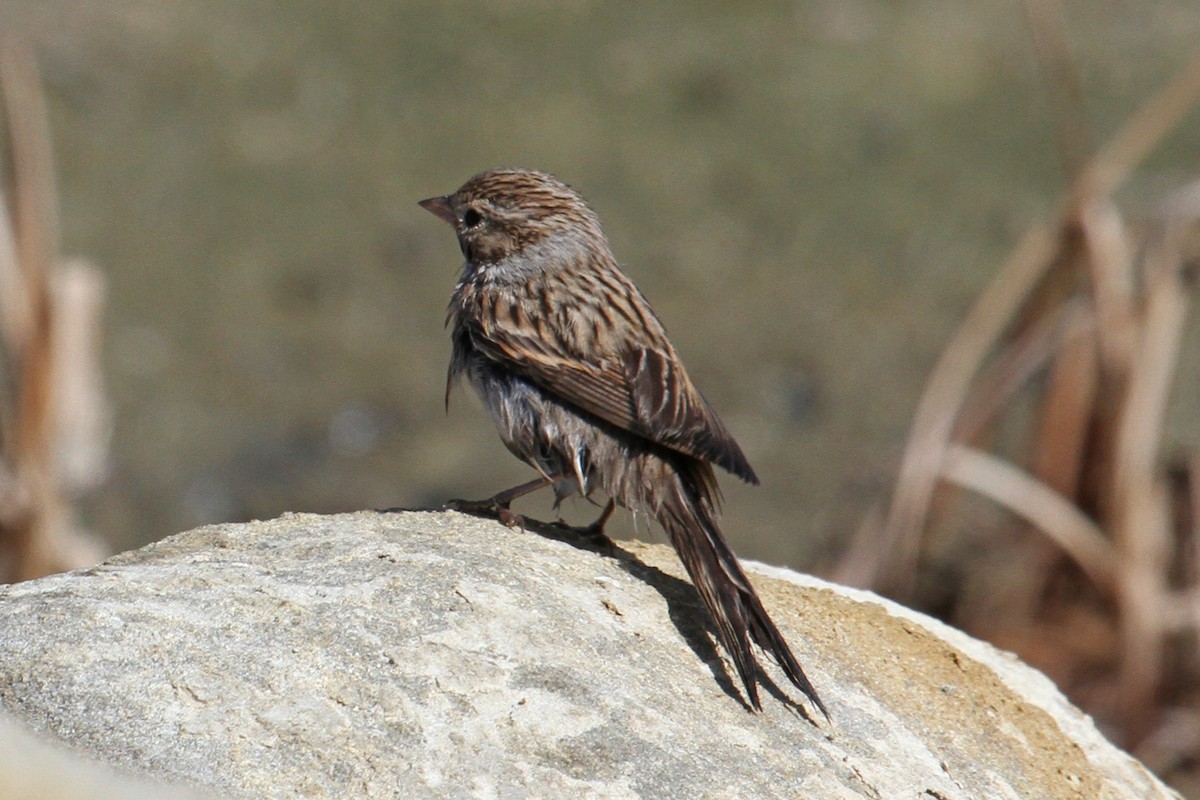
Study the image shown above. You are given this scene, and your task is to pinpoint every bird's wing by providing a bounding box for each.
[469,310,759,485]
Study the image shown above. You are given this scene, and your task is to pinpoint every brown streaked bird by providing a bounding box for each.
[419,168,826,717]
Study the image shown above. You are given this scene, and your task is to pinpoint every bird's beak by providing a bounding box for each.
[418,195,457,226]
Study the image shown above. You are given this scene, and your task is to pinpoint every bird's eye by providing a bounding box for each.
[461,209,483,228]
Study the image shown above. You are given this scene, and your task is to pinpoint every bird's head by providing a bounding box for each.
[419,169,604,266]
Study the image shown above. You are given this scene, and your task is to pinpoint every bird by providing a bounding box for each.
[419,168,826,717]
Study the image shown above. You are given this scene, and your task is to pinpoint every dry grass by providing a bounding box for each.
[0,42,110,582]
[834,5,1200,780]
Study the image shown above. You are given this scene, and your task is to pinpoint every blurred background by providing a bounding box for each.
[2,0,1200,792]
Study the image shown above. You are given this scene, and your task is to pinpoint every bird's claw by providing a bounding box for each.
[550,499,616,550]
[496,506,526,529]
[444,497,526,530]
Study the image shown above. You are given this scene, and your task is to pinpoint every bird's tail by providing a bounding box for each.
[654,462,828,718]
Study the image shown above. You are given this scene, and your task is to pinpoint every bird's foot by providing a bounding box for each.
[444,497,526,530]
[552,499,616,550]
[580,499,616,538]
[497,506,525,529]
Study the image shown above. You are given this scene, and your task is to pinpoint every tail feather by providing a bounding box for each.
[655,464,828,718]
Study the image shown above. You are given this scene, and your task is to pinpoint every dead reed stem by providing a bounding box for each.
[869,50,1200,595]
[844,42,1200,758]
[0,42,109,581]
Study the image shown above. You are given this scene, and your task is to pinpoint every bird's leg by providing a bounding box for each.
[550,497,617,551]
[445,475,557,528]
[572,498,616,537]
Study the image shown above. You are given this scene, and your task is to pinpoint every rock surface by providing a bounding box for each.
[0,510,1179,799]
[0,712,209,800]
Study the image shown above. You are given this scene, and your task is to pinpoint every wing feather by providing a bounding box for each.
[467,304,759,484]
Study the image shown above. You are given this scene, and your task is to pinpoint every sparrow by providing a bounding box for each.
[420,168,826,716]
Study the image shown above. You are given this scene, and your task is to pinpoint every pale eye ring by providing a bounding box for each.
[461,209,482,228]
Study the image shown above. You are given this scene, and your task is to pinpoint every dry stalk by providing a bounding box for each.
[1020,0,1090,180]
[1112,189,1198,737]
[954,297,1094,450]
[1028,315,1097,499]
[860,51,1200,596]
[841,43,1200,759]
[860,221,1061,594]
[0,42,109,581]
[939,443,1117,592]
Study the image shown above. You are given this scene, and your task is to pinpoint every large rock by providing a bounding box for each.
[0,511,1178,799]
